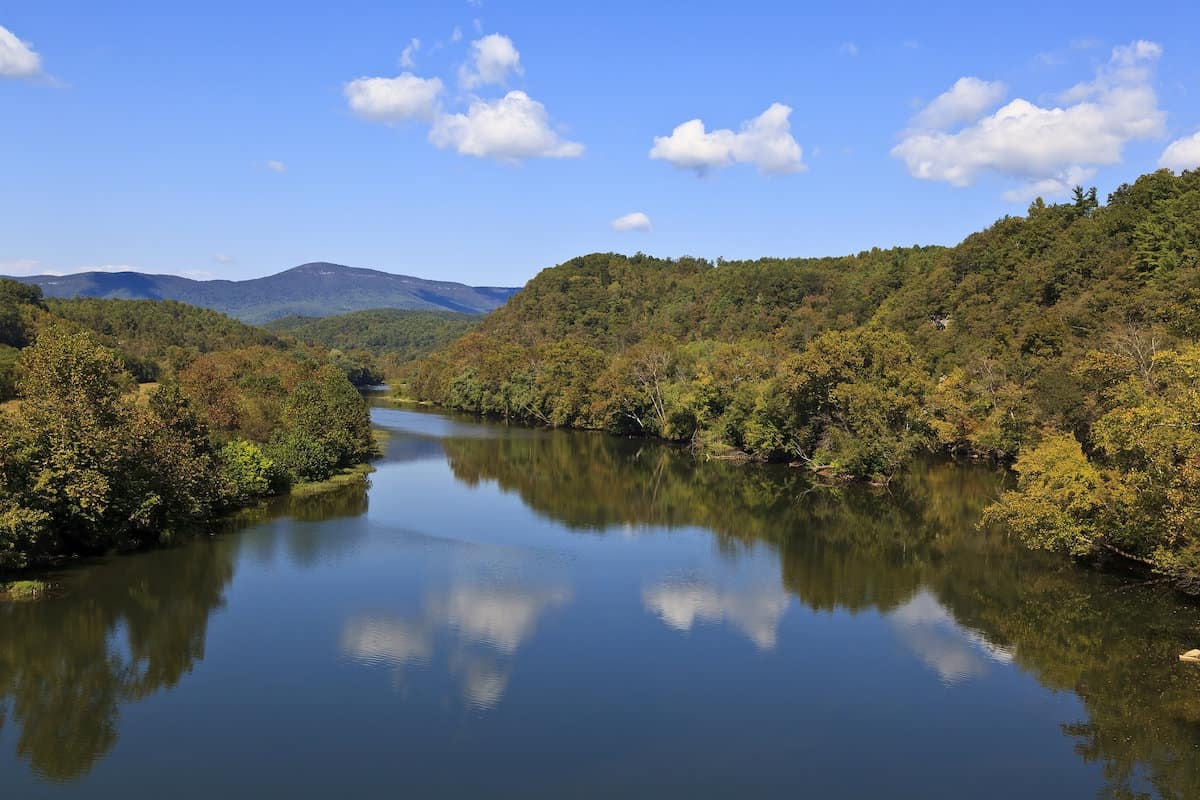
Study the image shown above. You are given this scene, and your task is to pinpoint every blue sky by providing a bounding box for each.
[2,0,1198,286]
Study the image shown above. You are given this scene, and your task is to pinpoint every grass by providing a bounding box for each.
[372,427,391,448]
[382,393,434,406]
[133,382,160,403]
[3,383,157,413]
[289,462,376,497]
[1,580,48,601]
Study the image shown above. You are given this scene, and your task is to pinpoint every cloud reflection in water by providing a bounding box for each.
[341,578,571,709]
[642,576,790,650]
[888,590,1015,684]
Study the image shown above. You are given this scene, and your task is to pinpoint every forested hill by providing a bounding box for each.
[9,262,519,323]
[265,308,478,374]
[1,283,378,569]
[411,168,1200,591]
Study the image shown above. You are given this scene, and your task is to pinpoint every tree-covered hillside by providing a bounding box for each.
[411,168,1200,590]
[0,282,377,569]
[265,308,478,374]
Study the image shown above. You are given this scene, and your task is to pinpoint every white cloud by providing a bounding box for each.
[612,211,652,232]
[430,90,583,161]
[346,34,580,164]
[892,40,1166,200]
[1060,39,1162,103]
[911,77,1007,131]
[212,253,233,264]
[459,33,522,89]
[0,24,41,78]
[399,37,421,69]
[1001,165,1096,203]
[650,103,806,175]
[1,261,152,277]
[840,42,859,57]
[450,26,463,43]
[344,72,444,123]
[0,258,42,276]
[266,160,287,172]
[81,264,140,273]
[1159,131,1200,172]
[473,18,483,34]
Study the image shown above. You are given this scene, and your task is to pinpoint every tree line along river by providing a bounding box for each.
[1,397,1198,799]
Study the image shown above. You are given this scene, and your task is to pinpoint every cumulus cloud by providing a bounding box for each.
[429,90,583,161]
[612,211,652,232]
[459,33,522,89]
[650,103,806,175]
[346,34,580,163]
[0,24,41,78]
[450,26,463,43]
[1160,131,1200,173]
[910,77,1007,131]
[266,160,287,172]
[892,40,1166,200]
[399,37,421,69]
[344,72,444,122]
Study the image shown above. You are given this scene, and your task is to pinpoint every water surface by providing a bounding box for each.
[2,401,1199,798]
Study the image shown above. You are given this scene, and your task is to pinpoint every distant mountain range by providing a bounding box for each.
[6,262,519,324]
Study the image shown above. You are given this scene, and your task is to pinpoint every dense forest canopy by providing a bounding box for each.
[409,168,1200,590]
[0,284,376,569]
[265,308,478,376]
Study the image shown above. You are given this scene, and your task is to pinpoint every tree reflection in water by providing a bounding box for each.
[2,420,1198,799]
[0,539,237,781]
[440,428,1200,800]
[0,478,370,783]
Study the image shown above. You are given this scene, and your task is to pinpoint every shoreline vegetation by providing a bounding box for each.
[5,167,1200,594]
[405,168,1200,593]
[0,284,378,575]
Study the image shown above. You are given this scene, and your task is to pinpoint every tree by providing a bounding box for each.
[11,328,138,553]
[218,439,279,503]
[778,328,934,480]
[0,329,223,566]
[273,363,374,480]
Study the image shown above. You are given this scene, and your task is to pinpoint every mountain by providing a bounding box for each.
[6,262,519,324]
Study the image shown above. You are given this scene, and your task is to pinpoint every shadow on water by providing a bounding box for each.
[1,403,1197,798]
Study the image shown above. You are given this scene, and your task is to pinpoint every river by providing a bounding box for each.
[2,399,1198,798]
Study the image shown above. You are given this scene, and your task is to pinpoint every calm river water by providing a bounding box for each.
[2,400,1198,798]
